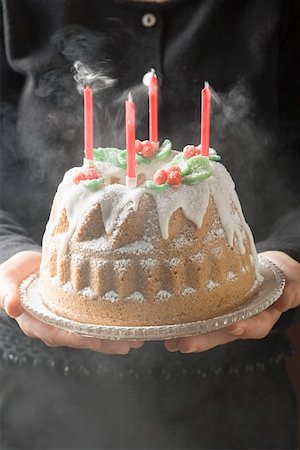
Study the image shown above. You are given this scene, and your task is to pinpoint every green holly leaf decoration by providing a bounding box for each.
[209,154,221,162]
[142,181,169,192]
[93,147,124,168]
[154,139,172,160]
[81,178,105,190]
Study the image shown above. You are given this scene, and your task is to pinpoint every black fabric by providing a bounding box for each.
[1,355,297,450]
[0,0,300,448]
[0,312,297,449]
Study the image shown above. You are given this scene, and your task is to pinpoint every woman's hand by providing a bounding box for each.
[165,251,300,353]
[0,251,143,354]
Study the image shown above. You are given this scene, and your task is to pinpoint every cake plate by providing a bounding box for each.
[20,256,285,341]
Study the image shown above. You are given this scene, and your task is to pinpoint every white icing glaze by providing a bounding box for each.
[42,149,262,282]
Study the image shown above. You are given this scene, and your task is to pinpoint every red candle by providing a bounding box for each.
[84,85,94,161]
[149,70,158,143]
[126,92,136,182]
[200,81,211,157]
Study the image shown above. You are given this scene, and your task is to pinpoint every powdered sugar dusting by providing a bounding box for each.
[211,246,224,257]
[166,257,181,267]
[76,237,111,252]
[80,287,97,298]
[226,271,237,281]
[103,290,119,302]
[71,253,85,266]
[140,258,157,269]
[63,281,73,293]
[207,280,220,290]
[126,292,145,302]
[203,223,226,244]
[118,240,154,255]
[189,252,204,263]
[156,290,172,301]
[114,259,130,272]
[49,276,59,287]
[172,233,194,249]
[93,258,107,268]
[182,287,197,296]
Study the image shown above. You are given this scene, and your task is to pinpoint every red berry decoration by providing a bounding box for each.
[142,144,155,159]
[196,145,202,155]
[168,169,182,186]
[84,166,99,180]
[183,145,197,158]
[73,171,86,185]
[166,165,181,176]
[135,140,158,158]
[135,139,144,153]
[154,169,168,185]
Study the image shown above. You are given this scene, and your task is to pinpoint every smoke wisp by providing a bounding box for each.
[73,60,116,94]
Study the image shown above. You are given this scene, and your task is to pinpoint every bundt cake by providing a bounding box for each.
[40,141,263,326]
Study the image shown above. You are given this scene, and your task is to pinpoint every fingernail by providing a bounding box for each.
[129,341,144,349]
[165,342,179,352]
[2,295,8,311]
[2,295,14,316]
[180,348,197,354]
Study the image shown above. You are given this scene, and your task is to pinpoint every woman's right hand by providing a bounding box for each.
[0,250,143,354]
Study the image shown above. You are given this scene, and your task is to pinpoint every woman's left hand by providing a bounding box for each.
[165,251,300,353]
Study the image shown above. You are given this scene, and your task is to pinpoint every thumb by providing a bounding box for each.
[0,276,24,318]
[0,250,41,318]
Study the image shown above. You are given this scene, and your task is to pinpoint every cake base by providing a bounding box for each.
[20,256,285,341]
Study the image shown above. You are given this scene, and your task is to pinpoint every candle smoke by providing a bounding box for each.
[73,60,116,93]
[210,80,272,166]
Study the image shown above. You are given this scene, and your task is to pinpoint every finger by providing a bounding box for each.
[165,330,237,353]
[0,277,24,318]
[0,251,41,318]
[165,338,181,352]
[99,339,132,355]
[275,280,300,312]
[17,312,137,354]
[129,340,144,349]
[3,251,41,283]
[227,304,282,340]
[16,313,104,351]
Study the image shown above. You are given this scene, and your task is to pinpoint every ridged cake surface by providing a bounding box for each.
[40,148,262,326]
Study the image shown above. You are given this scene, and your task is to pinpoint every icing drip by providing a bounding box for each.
[208,163,262,281]
[150,183,210,239]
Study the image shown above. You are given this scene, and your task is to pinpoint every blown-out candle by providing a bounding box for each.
[84,85,94,161]
[149,70,158,143]
[200,81,211,157]
[125,92,137,188]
